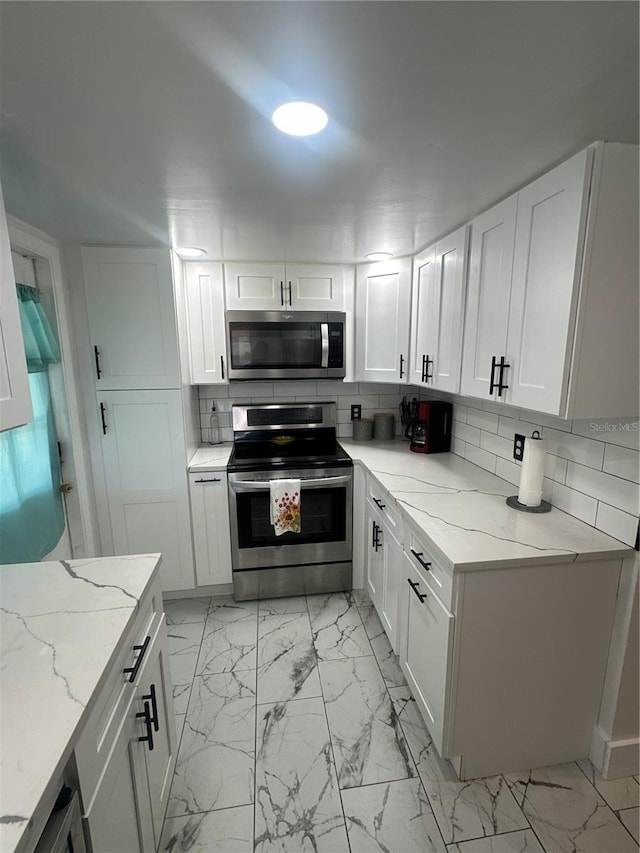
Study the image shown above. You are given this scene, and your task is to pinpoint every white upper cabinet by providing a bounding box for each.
[82,247,180,390]
[355,258,412,383]
[184,262,228,384]
[410,226,469,393]
[0,182,32,431]
[460,143,638,418]
[224,262,345,311]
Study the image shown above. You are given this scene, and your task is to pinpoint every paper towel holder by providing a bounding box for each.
[506,429,552,513]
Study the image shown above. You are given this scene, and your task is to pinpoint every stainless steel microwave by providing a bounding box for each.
[225,311,346,380]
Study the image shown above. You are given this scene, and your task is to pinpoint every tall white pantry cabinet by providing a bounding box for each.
[81,248,195,592]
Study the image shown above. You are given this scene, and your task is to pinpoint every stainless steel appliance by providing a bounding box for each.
[227,402,353,600]
[225,311,346,380]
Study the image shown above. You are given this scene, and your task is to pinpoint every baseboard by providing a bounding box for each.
[591,726,640,779]
[163,582,233,600]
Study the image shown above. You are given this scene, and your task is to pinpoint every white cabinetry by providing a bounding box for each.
[96,390,195,592]
[461,143,639,418]
[81,247,180,390]
[365,477,402,651]
[0,180,32,431]
[224,262,345,311]
[189,471,233,587]
[185,261,227,384]
[409,226,468,392]
[355,258,412,383]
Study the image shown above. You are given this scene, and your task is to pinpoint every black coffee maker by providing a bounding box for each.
[404,400,453,453]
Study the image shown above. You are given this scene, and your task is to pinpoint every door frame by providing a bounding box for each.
[8,215,99,558]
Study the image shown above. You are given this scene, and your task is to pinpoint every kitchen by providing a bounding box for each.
[0,3,639,853]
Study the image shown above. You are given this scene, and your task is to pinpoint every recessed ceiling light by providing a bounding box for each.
[365,252,393,261]
[175,247,207,260]
[272,101,328,136]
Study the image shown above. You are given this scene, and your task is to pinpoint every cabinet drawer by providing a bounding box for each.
[405,526,453,610]
[75,577,163,807]
[367,475,399,533]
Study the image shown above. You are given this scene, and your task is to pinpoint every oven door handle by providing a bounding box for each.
[320,323,329,368]
[230,475,351,491]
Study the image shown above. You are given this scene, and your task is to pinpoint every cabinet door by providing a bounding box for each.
[0,181,32,431]
[185,262,228,384]
[409,249,436,386]
[400,553,454,755]
[82,248,180,390]
[430,226,469,393]
[460,196,516,401]
[380,522,402,653]
[97,390,195,592]
[137,623,177,848]
[286,264,345,310]
[224,262,286,310]
[365,509,383,607]
[355,258,412,383]
[506,148,592,415]
[83,691,154,853]
[189,472,233,587]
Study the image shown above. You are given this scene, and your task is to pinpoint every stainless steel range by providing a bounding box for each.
[227,402,353,601]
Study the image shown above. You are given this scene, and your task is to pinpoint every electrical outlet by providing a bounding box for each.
[351,404,362,420]
[513,433,525,462]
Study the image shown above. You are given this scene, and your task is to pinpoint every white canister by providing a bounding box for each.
[518,431,546,507]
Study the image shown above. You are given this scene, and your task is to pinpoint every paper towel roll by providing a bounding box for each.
[518,431,546,507]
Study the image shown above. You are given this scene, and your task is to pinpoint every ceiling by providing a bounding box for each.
[1,1,638,263]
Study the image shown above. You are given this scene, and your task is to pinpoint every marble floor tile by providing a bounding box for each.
[308,591,372,661]
[174,713,185,743]
[389,686,458,783]
[254,697,349,853]
[168,621,206,686]
[173,682,192,716]
[164,596,210,626]
[360,605,407,688]
[342,777,446,852]
[619,807,640,844]
[319,656,415,789]
[576,759,640,810]
[166,671,256,820]
[352,588,373,608]
[159,804,254,852]
[208,597,258,621]
[257,612,321,705]
[259,595,308,616]
[447,828,545,852]
[505,763,638,853]
[196,612,257,676]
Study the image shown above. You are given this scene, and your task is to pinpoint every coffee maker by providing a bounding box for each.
[408,400,452,453]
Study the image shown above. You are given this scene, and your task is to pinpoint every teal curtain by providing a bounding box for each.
[0,285,65,563]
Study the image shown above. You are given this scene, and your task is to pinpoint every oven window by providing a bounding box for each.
[229,322,322,369]
[235,488,346,548]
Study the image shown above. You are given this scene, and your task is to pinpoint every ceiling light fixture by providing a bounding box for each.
[272,101,328,136]
[174,247,207,260]
[365,252,393,261]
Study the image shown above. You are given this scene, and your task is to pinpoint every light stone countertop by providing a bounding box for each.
[188,443,233,471]
[340,439,633,570]
[0,554,162,853]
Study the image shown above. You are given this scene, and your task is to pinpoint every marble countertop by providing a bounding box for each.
[340,439,633,570]
[0,554,162,853]
[189,443,233,471]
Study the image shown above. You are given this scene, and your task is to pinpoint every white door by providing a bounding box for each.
[97,390,195,592]
[409,248,436,386]
[224,262,286,310]
[82,247,180,390]
[506,148,592,415]
[355,258,412,383]
[185,262,228,384]
[431,226,469,393]
[189,472,233,586]
[460,195,517,401]
[286,264,345,310]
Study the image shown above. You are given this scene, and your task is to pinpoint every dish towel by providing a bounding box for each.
[270,479,301,535]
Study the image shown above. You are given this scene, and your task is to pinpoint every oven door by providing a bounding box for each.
[228,467,352,570]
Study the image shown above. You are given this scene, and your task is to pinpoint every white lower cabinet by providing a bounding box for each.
[365,484,402,652]
[189,472,233,587]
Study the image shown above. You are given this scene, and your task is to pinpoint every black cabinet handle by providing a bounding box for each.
[421,354,427,383]
[220,355,225,380]
[489,356,498,395]
[373,497,386,510]
[288,282,292,306]
[371,520,378,549]
[93,345,102,380]
[99,402,108,435]
[195,477,221,483]
[374,522,382,552]
[497,356,510,397]
[280,281,284,306]
[407,577,427,603]
[410,549,431,571]
[123,635,151,683]
[141,683,159,733]
[425,355,433,382]
[137,701,155,751]
[399,353,405,379]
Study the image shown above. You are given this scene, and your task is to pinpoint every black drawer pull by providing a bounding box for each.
[123,635,151,683]
[141,683,159,732]
[408,577,427,603]
[137,701,154,751]
[195,478,221,483]
[410,549,431,572]
[373,497,386,510]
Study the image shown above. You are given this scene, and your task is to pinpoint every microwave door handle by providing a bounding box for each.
[230,475,351,492]
[320,323,329,368]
